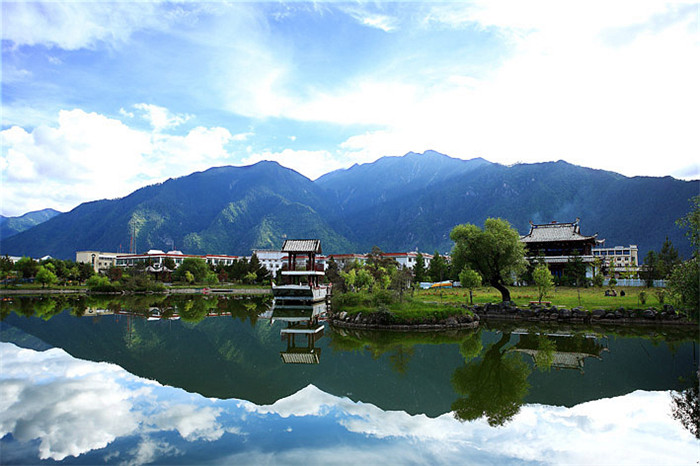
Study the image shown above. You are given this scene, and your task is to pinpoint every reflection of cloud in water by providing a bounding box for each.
[1,342,697,465]
[0,346,140,460]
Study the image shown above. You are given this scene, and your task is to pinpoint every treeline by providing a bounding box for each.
[0,256,94,288]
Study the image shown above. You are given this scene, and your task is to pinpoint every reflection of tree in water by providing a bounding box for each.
[388,345,414,375]
[671,370,699,439]
[451,332,530,427]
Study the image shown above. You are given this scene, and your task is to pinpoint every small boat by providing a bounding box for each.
[272,239,330,303]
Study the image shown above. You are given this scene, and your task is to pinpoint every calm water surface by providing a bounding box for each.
[0,295,697,464]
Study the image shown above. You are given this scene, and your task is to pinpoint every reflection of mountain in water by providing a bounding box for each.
[1,296,698,419]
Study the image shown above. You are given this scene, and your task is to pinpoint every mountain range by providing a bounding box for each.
[0,208,61,241]
[1,151,697,260]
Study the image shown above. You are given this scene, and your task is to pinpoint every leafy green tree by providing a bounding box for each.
[667,257,699,317]
[413,253,427,283]
[532,264,553,304]
[340,268,357,292]
[355,268,374,291]
[173,258,210,283]
[0,255,14,285]
[14,256,38,279]
[459,267,482,305]
[427,251,448,282]
[676,195,700,253]
[184,271,195,284]
[450,218,526,302]
[35,266,57,288]
[642,250,660,286]
[77,262,94,284]
[658,237,681,279]
[563,251,587,287]
[248,253,269,283]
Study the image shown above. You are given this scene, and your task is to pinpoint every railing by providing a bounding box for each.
[603,278,666,288]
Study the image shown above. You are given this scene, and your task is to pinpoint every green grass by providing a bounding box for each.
[417,286,665,310]
[333,290,472,323]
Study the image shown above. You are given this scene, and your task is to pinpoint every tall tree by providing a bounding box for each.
[427,251,448,282]
[657,237,681,279]
[450,218,526,302]
[642,250,660,286]
[413,253,427,283]
[458,267,482,305]
[532,264,553,304]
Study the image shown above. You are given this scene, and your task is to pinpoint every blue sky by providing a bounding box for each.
[2,1,698,216]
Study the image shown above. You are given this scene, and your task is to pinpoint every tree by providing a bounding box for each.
[657,237,681,279]
[532,264,553,304]
[35,266,57,288]
[427,251,448,282]
[248,253,269,283]
[458,267,482,305]
[642,250,659,286]
[0,255,14,285]
[676,195,700,253]
[413,253,427,283]
[173,258,210,283]
[451,218,526,302]
[667,257,699,318]
[14,256,38,279]
[563,251,587,288]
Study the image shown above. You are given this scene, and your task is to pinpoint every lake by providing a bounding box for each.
[0,294,698,464]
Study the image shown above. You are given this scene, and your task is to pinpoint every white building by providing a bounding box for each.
[76,250,123,274]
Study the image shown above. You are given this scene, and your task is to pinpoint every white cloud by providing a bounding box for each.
[1,108,239,216]
[0,346,140,461]
[322,1,699,180]
[2,344,696,465]
[242,149,350,180]
[0,1,170,50]
[133,103,192,132]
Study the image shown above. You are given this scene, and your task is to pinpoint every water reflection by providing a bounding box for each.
[271,301,326,364]
[1,341,697,465]
[1,295,698,423]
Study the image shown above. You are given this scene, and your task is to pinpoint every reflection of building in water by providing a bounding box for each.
[510,329,608,373]
[271,301,326,364]
[84,308,114,316]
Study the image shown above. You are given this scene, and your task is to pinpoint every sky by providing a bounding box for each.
[1,1,698,217]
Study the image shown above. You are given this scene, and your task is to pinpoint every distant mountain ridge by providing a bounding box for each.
[1,152,697,259]
[0,208,61,241]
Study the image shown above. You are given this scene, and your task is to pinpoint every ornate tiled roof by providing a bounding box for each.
[520,221,597,243]
[281,239,322,254]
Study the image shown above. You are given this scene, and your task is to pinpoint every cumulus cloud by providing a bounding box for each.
[133,103,192,132]
[0,108,238,216]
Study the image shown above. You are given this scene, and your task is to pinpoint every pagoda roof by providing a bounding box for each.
[520,220,597,243]
[281,239,322,254]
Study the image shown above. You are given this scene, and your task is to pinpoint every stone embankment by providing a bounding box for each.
[472,301,696,326]
[328,301,696,331]
[328,309,480,331]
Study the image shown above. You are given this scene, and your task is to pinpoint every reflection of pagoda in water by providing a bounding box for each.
[271,301,326,364]
[510,329,608,373]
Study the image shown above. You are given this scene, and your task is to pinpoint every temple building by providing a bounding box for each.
[520,219,602,277]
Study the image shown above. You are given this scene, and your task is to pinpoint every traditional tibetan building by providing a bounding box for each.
[520,219,601,277]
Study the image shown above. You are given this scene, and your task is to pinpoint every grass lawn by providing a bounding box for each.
[417,285,665,310]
